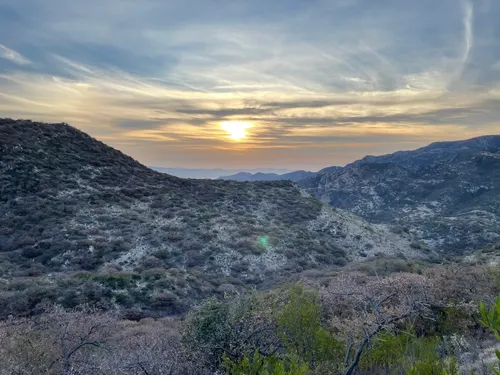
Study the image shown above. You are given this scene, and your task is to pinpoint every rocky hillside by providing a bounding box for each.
[300,136,500,253]
[0,119,416,316]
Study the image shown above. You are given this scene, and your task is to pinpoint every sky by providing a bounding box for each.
[1,0,500,170]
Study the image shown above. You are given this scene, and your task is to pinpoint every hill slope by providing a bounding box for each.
[300,136,500,252]
[0,119,416,315]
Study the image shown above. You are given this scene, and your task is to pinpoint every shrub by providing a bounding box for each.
[277,285,344,367]
[182,298,233,370]
[361,331,450,375]
[223,351,308,375]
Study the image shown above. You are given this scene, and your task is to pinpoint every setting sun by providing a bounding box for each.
[220,121,252,141]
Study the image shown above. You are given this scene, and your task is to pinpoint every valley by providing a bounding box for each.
[0,119,419,317]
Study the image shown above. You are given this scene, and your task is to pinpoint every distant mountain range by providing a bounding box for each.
[214,165,344,182]
[217,170,316,182]
[152,165,336,182]
[216,167,346,182]
[151,167,296,179]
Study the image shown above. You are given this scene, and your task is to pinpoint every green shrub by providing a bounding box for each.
[479,297,500,375]
[361,330,462,375]
[223,351,308,375]
[182,298,232,369]
[277,285,344,366]
[408,357,459,375]
[360,331,411,372]
[479,296,500,339]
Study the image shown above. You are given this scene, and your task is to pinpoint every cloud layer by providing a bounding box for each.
[1,0,499,169]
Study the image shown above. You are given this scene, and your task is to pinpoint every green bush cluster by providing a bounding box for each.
[181,282,500,375]
[276,286,344,366]
[223,351,308,375]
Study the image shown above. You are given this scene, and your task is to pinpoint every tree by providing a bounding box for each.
[40,305,116,375]
[0,305,116,375]
[0,306,188,375]
[322,272,436,375]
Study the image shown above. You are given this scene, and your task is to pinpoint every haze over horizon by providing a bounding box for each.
[1,0,500,169]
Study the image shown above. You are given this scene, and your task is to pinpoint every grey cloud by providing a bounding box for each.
[172,97,446,119]
[115,119,166,129]
[250,101,500,128]
[175,107,270,117]
[113,117,213,130]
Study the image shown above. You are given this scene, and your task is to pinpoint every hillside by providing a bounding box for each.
[300,136,500,252]
[218,170,315,182]
[0,119,416,316]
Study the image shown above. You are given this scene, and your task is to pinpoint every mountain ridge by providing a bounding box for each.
[347,135,500,170]
[300,135,500,253]
[217,170,315,182]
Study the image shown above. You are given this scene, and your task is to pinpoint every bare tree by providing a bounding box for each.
[0,306,191,375]
[103,317,185,375]
[40,305,116,375]
[322,272,436,375]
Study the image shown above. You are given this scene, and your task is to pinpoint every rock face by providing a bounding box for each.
[300,136,500,253]
[0,119,416,284]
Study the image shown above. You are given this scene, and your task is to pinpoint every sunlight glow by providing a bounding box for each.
[220,121,252,141]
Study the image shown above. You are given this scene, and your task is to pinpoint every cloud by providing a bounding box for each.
[0,44,30,65]
[0,0,499,168]
[447,1,474,86]
[175,107,270,117]
[463,1,474,63]
[115,119,166,129]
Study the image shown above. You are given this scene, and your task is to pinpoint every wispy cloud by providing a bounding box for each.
[463,1,474,63]
[0,44,30,65]
[447,1,474,87]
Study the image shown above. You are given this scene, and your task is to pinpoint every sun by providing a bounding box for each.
[220,121,252,141]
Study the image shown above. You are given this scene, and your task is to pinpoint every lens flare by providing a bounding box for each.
[259,235,269,248]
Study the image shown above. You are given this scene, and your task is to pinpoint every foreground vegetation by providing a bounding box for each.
[2,263,500,375]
